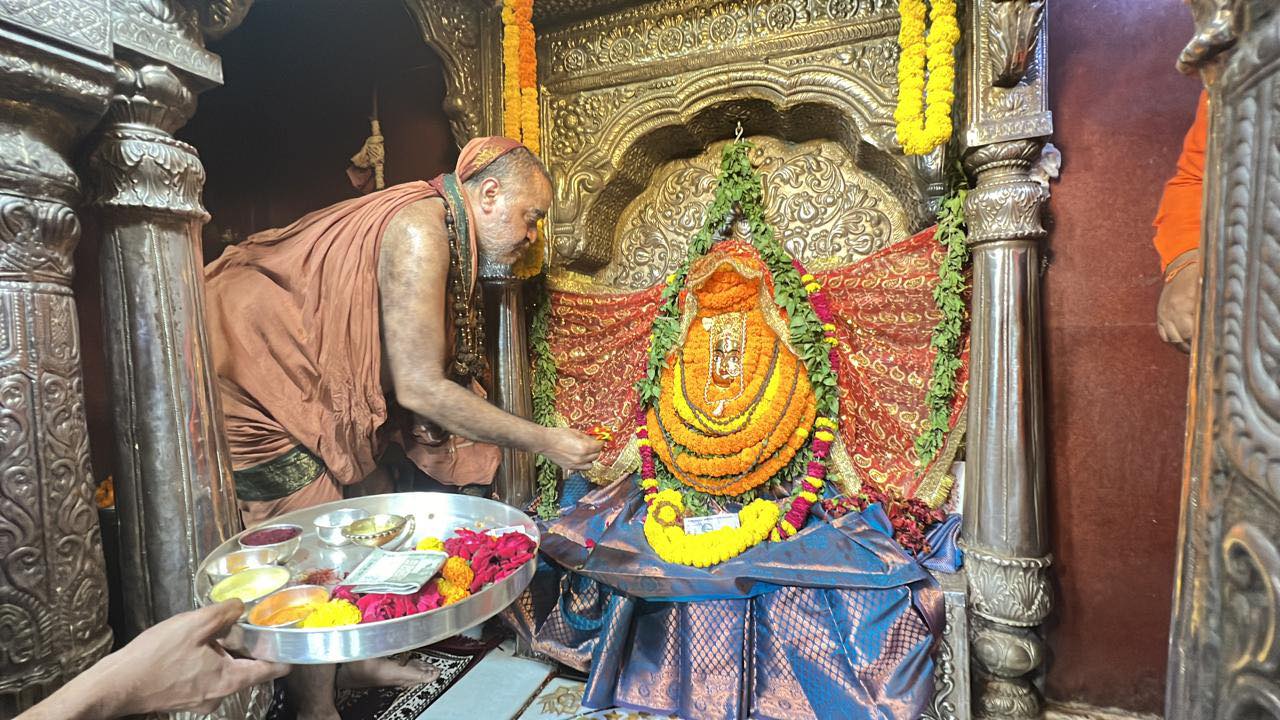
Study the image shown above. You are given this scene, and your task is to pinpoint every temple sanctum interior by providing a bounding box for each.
[1,1,1276,719]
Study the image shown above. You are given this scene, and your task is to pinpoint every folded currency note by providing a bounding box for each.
[344,549,447,595]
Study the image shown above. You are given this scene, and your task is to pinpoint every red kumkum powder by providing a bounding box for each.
[242,527,300,546]
[300,568,341,586]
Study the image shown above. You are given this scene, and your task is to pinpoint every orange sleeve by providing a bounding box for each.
[1152,90,1208,271]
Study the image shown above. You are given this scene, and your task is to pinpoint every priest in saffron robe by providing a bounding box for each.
[204,136,602,720]
[1152,90,1208,351]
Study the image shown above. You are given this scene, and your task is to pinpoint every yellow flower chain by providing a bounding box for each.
[438,578,471,605]
[643,489,780,567]
[894,0,960,156]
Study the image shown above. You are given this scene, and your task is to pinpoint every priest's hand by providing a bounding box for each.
[18,600,289,720]
[541,427,604,471]
[1157,250,1200,353]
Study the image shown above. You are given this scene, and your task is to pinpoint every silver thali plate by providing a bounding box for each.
[196,492,538,664]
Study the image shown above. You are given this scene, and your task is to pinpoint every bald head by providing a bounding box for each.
[463,148,552,264]
[464,147,551,190]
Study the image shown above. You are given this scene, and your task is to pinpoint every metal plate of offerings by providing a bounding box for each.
[196,492,538,664]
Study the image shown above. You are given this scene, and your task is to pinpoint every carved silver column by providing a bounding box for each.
[482,275,536,508]
[0,5,115,714]
[83,2,266,718]
[961,1,1053,718]
[86,60,240,640]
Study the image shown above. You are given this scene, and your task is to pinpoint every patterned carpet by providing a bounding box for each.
[265,636,498,720]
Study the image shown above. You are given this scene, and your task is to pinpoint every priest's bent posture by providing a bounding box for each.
[204,136,602,720]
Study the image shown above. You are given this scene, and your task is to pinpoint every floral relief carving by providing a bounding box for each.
[544,0,896,84]
[0,0,111,55]
[597,137,906,289]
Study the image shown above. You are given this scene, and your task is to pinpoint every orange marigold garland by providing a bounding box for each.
[500,0,522,141]
[504,0,544,278]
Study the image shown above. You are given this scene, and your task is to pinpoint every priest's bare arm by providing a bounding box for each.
[378,199,600,470]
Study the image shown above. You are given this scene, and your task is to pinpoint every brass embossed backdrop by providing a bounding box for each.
[598,136,911,289]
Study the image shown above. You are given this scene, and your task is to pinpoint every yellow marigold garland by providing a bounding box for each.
[437,578,471,606]
[642,489,780,567]
[894,0,960,156]
[415,536,445,552]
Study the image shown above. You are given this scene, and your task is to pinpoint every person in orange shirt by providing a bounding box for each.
[1152,90,1208,352]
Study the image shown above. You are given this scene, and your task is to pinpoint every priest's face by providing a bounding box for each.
[472,173,552,264]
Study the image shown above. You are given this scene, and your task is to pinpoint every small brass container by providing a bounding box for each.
[314,508,371,546]
[341,513,415,548]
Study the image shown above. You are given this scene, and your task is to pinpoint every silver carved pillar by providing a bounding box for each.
[961,1,1053,718]
[962,139,1051,719]
[0,6,115,714]
[80,2,266,717]
[85,61,241,640]
[481,268,536,509]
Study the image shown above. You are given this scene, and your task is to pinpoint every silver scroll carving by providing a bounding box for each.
[0,14,113,715]
[1166,7,1280,720]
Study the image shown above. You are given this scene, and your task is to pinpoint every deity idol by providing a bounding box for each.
[649,245,816,497]
[508,141,960,719]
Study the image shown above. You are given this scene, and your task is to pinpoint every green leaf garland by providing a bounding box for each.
[913,175,970,466]
[529,274,562,519]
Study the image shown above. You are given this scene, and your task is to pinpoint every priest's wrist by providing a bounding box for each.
[1163,249,1200,284]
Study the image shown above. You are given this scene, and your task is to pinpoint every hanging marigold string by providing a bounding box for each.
[894,0,960,156]
[500,0,522,141]
[503,0,546,278]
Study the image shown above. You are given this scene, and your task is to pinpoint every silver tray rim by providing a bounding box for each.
[196,492,539,664]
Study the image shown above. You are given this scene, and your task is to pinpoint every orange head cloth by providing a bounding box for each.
[456,136,527,182]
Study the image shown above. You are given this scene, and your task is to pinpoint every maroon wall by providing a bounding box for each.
[74,0,456,487]
[1044,0,1201,711]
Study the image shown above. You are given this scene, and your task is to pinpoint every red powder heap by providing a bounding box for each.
[300,568,341,586]
[242,526,300,546]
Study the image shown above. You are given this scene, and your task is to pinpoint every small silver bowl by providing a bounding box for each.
[208,565,291,607]
[238,523,304,562]
[206,547,279,583]
[247,584,329,628]
[313,508,371,547]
